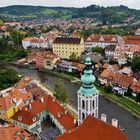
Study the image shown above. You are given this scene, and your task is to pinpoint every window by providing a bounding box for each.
[92,100,95,108]
[82,112,85,120]
[82,100,85,109]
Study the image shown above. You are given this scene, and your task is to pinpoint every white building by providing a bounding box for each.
[22,37,49,49]
[77,56,99,125]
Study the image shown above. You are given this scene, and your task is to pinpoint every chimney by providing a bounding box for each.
[19,107,22,111]
[64,110,67,115]
[4,122,9,128]
[29,104,32,110]
[40,97,44,103]
[101,114,107,122]
[74,119,77,124]
[112,118,118,127]
[53,98,55,102]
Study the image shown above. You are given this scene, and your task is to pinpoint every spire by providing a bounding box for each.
[77,56,99,97]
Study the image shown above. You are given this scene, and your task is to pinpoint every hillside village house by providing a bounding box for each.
[99,68,133,95]
[11,95,77,135]
[105,45,117,60]
[53,37,85,59]
[85,34,140,50]
[35,51,60,70]
[0,124,36,140]
[0,77,37,122]
[11,109,41,134]
[85,34,118,49]
[22,37,48,49]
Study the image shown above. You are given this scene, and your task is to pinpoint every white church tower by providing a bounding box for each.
[77,56,99,126]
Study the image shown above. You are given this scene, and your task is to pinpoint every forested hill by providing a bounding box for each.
[0,5,140,24]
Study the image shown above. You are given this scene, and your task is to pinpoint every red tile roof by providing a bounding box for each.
[22,95,76,131]
[0,124,35,140]
[0,95,13,110]
[11,109,39,125]
[56,116,128,140]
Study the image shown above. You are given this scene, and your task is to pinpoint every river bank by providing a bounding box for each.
[7,65,140,140]
[3,61,140,118]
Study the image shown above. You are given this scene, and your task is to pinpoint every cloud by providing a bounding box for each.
[0,0,140,9]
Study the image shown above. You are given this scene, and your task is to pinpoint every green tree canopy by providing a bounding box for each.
[131,57,140,72]
[54,80,68,103]
[0,68,20,90]
[69,52,77,61]
[92,46,104,55]
[135,93,140,102]
[0,20,4,26]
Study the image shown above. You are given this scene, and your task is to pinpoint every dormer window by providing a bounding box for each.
[32,117,36,122]
[18,116,22,121]
[99,36,104,42]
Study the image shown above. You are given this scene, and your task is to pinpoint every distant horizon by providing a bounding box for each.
[0,4,140,10]
[0,0,140,10]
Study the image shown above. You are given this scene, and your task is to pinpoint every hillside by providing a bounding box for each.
[0,5,78,21]
[0,5,140,24]
[72,5,140,24]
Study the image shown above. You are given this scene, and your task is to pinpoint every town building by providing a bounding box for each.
[135,29,140,36]
[56,115,128,140]
[85,34,118,49]
[0,77,36,122]
[105,45,117,60]
[53,37,85,59]
[0,123,36,140]
[22,37,48,49]
[11,109,41,134]
[35,51,60,70]
[77,56,99,125]
[10,94,77,136]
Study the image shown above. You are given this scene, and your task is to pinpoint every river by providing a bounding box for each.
[10,66,140,140]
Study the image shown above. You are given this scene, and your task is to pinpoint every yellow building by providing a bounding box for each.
[53,37,85,59]
[0,95,16,122]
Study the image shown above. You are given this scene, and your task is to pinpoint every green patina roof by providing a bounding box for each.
[78,86,99,96]
[77,55,99,97]
[85,56,92,65]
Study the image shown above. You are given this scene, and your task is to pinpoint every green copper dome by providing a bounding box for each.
[85,56,92,65]
[77,56,99,97]
[81,70,95,85]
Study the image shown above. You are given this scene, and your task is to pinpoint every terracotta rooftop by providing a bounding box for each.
[56,116,128,140]
[22,95,77,131]
[0,124,35,140]
[0,95,13,110]
[11,109,39,126]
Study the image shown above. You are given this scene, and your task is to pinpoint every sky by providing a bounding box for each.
[0,0,140,9]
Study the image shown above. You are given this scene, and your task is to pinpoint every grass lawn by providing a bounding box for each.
[96,86,140,117]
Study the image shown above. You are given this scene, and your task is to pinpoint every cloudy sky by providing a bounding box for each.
[1,0,140,9]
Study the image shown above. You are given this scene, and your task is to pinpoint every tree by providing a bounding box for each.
[69,52,77,61]
[124,87,132,97]
[131,56,140,72]
[0,20,4,26]
[0,68,20,90]
[54,80,68,103]
[109,58,118,65]
[135,93,140,102]
[104,85,113,92]
[92,46,104,55]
